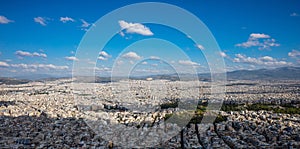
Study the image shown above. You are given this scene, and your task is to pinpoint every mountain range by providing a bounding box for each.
[1,66,300,85]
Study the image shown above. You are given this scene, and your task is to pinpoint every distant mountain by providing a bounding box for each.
[2,67,300,84]
[132,66,300,81]
[0,77,30,85]
[14,74,70,81]
[227,66,300,80]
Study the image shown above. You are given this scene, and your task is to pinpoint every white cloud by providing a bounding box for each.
[80,19,90,27]
[15,50,31,57]
[60,17,75,23]
[142,61,148,65]
[118,20,153,36]
[11,63,68,70]
[95,66,111,72]
[34,17,48,26]
[236,40,260,48]
[98,56,107,61]
[260,56,274,62]
[290,12,299,17]
[99,51,110,58]
[288,50,300,57]
[65,56,79,61]
[15,50,47,58]
[0,15,14,24]
[32,52,47,58]
[178,60,200,66]
[119,31,125,37]
[219,51,227,57]
[250,33,270,39]
[196,44,205,50]
[121,51,141,60]
[80,19,91,31]
[98,51,111,61]
[233,54,291,67]
[149,56,160,60]
[236,33,279,50]
[116,60,124,65]
[0,61,9,67]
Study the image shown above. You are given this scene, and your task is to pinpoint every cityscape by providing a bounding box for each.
[1,72,300,148]
[1,0,300,148]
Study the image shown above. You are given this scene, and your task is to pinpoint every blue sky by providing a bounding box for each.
[0,0,300,77]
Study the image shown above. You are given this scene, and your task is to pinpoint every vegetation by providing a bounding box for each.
[162,101,300,125]
[221,103,300,115]
[247,103,273,111]
[221,104,245,111]
[273,107,300,114]
[162,101,228,124]
[160,101,178,109]
[214,115,228,123]
[164,113,173,120]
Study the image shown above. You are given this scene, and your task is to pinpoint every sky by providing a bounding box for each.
[0,0,300,77]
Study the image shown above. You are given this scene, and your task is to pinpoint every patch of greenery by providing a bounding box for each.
[245,103,300,115]
[246,103,273,111]
[160,101,178,109]
[221,104,245,111]
[164,113,173,120]
[273,107,300,114]
[214,115,228,123]
[162,102,228,124]
[190,115,203,124]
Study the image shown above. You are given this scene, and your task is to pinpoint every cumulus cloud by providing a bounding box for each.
[15,50,47,58]
[80,19,90,27]
[116,60,124,65]
[60,17,75,23]
[288,50,300,58]
[233,54,291,67]
[0,15,14,24]
[250,33,270,39]
[34,17,48,26]
[0,61,9,67]
[100,51,110,57]
[149,56,160,60]
[118,20,153,36]
[99,51,109,57]
[178,60,200,66]
[98,56,106,60]
[290,12,299,17]
[236,33,280,50]
[219,51,227,57]
[260,56,274,61]
[196,44,205,50]
[94,66,111,72]
[98,51,111,61]
[121,51,141,60]
[80,19,91,31]
[65,56,79,61]
[11,63,68,70]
